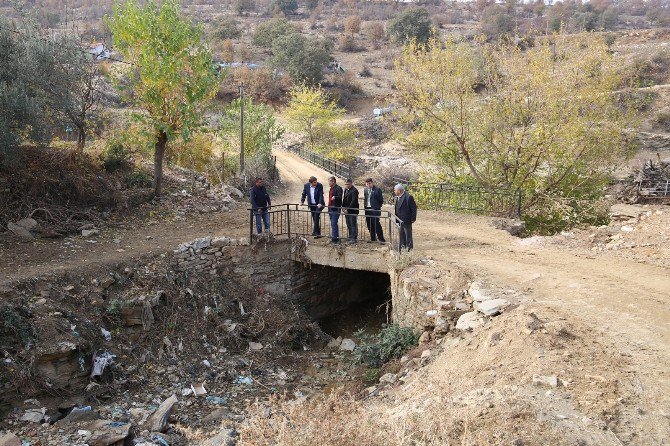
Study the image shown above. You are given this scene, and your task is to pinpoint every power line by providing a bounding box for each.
[0,23,134,65]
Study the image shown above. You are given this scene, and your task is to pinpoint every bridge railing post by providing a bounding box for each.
[286,203,292,240]
[249,208,254,242]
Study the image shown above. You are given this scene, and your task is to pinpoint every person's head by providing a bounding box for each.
[394,183,405,196]
[328,176,336,187]
[255,177,264,187]
[309,176,317,186]
[345,178,353,189]
[365,178,374,188]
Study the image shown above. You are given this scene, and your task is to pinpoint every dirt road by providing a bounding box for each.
[275,150,670,443]
[0,151,331,287]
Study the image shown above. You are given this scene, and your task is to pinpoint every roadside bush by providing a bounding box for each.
[353,324,419,368]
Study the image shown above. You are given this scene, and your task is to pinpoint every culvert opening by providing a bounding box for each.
[292,264,392,338]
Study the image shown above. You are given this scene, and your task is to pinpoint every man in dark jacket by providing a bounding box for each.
[394,183,417,251]
[363,178,385,242]
[300,176,325,238]
[342,178,359,244]
[327,176,343,244]
[250,177,271,234]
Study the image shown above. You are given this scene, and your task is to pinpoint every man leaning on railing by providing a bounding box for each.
[250,177,271,235]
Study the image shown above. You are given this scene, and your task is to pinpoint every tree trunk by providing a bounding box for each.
[154,131,168,197]
[76,125,86,152]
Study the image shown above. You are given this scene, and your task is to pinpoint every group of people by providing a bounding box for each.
[249,175,417,251]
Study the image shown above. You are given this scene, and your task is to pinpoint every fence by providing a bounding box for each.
[637,180,670,200]
[249,204,401,250]
[284,145,353,180]
[392,177,523,218]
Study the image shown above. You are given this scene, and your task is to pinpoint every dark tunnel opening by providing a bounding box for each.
[292,264,392,338]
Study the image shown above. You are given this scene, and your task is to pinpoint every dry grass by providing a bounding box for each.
[236,388,565,446]
[234,305,633,446]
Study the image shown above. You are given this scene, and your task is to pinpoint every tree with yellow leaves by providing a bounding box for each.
[394,35,638,233]
[284,85,355,161]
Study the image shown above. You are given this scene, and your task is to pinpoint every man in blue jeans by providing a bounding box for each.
[327,176,343,244]
[250,177,271,234]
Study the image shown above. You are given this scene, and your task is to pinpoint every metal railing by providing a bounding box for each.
[284,145,353,180]
[392,177,523,218]
[249,204,401,251]
[637,180,670,199]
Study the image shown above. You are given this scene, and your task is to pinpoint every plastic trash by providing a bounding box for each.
[191,382,207,396]
[100,327,112,341]
[235,376,253,385]
[205,396,227,405]
[91,351,116,377]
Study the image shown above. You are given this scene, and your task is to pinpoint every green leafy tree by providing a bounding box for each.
[252,17,298,48]
[109,0,218,196]
[0,23,50,165]
[219,98,284,167]
[394,36,637,233]
[48,36,107,151]
[0,21,105,160]
[271,34,332,85]
[285,85,354,159]
[387,8,433,45]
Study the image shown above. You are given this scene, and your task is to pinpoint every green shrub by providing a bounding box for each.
[353,324,419,368]
[252,18,298,48]
[123,170,153,188]
[103,141,132,172]
[214,17,242,40]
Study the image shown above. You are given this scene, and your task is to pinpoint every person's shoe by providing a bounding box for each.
[329,240,340,244]
[347,240,357,245]
[367,240,375,243]
[314,235,323,239]
[379,238,386,243]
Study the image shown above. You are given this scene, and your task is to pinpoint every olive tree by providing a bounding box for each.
[394,35,637,232]
[109,0,218,196]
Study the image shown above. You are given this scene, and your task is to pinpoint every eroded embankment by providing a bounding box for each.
[0,236,337,445]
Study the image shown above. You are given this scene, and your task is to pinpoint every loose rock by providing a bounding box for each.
[474,298,510,316]
[456,311,484,331]
[532,374,558,388]
[340,338,356,351]
[147,394,178,433]
[0,432,21,446]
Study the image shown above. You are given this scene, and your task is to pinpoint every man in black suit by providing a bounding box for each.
[327,176,343,244]
[341,178,359,244]
[363,178,385,243]
[300,176,325,238]
[394,183,417,251]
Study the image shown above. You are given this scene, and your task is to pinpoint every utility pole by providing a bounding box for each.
[239,82,245,174]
